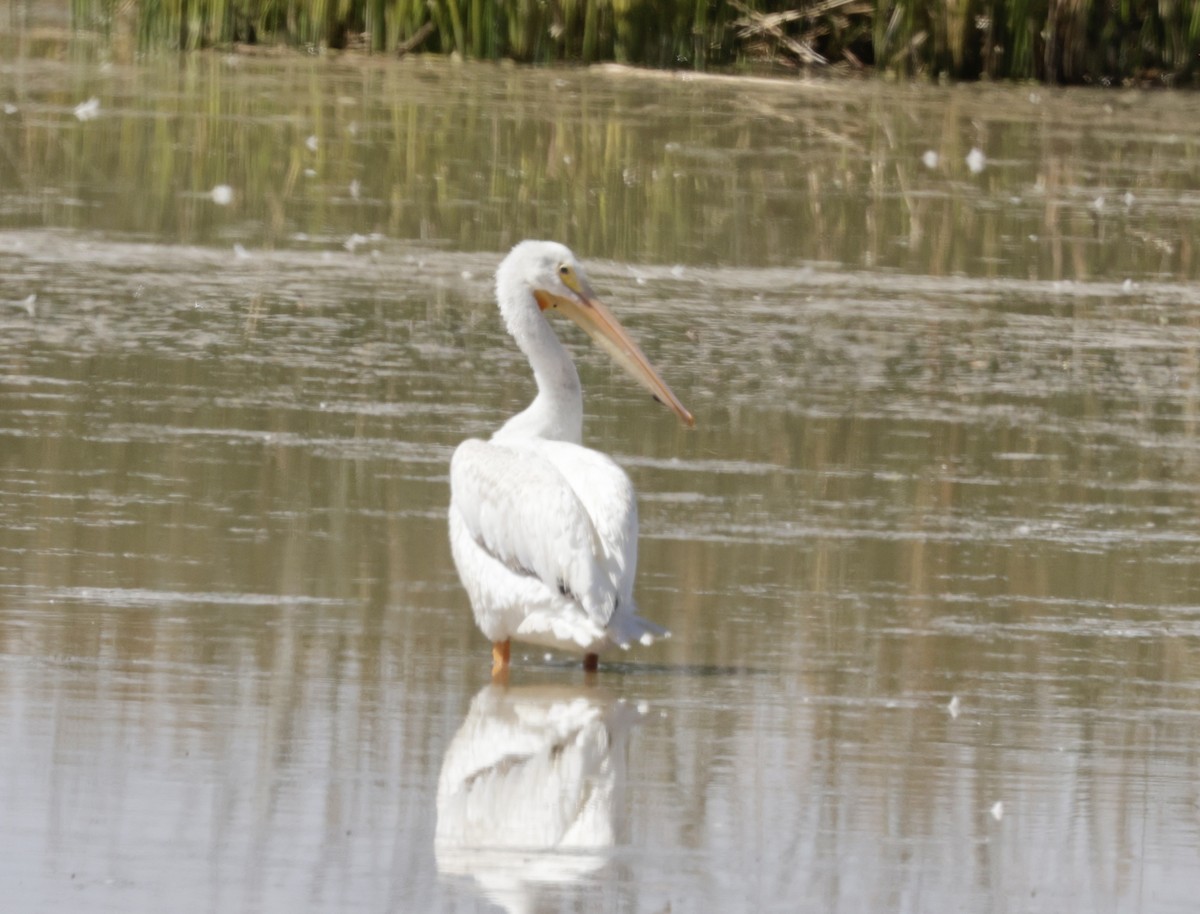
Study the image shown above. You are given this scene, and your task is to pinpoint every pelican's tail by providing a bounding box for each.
[605,608,671,651]
[511,603,670,655]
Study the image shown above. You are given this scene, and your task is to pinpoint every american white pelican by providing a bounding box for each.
[449,240,693,677]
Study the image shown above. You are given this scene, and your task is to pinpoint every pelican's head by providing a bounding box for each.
[496,240,695,428]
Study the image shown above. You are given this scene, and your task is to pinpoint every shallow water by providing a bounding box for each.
[2,51,1199,913]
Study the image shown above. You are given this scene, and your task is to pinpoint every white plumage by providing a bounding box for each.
[448,240,693,674]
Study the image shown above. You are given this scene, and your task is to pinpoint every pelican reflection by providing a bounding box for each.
[435,683,647,912]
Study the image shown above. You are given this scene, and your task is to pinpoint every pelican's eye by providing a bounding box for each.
[558,263,582,295]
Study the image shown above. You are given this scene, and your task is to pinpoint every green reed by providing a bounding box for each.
[57,0,1200,84]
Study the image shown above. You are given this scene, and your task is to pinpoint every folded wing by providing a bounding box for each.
[450,438,637,629]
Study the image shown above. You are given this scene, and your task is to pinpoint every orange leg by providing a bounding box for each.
[583,652,599,672]
[491,639,511,679]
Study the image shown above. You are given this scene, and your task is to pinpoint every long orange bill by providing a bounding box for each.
[538,289,695,428]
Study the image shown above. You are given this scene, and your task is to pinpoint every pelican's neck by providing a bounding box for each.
[493,295,583,445]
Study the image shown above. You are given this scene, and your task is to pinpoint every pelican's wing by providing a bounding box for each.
[531,440,639,610]
[450,439,629,627]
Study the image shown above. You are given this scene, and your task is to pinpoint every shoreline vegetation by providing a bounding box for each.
[25,1,1200,85]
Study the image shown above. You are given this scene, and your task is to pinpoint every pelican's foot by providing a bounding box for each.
[491,639,511,681]
[583,652,599,672]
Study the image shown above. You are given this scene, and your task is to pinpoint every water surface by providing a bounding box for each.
[2,53,1199,913]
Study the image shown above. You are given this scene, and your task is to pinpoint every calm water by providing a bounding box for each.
[2,49,1200,914]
